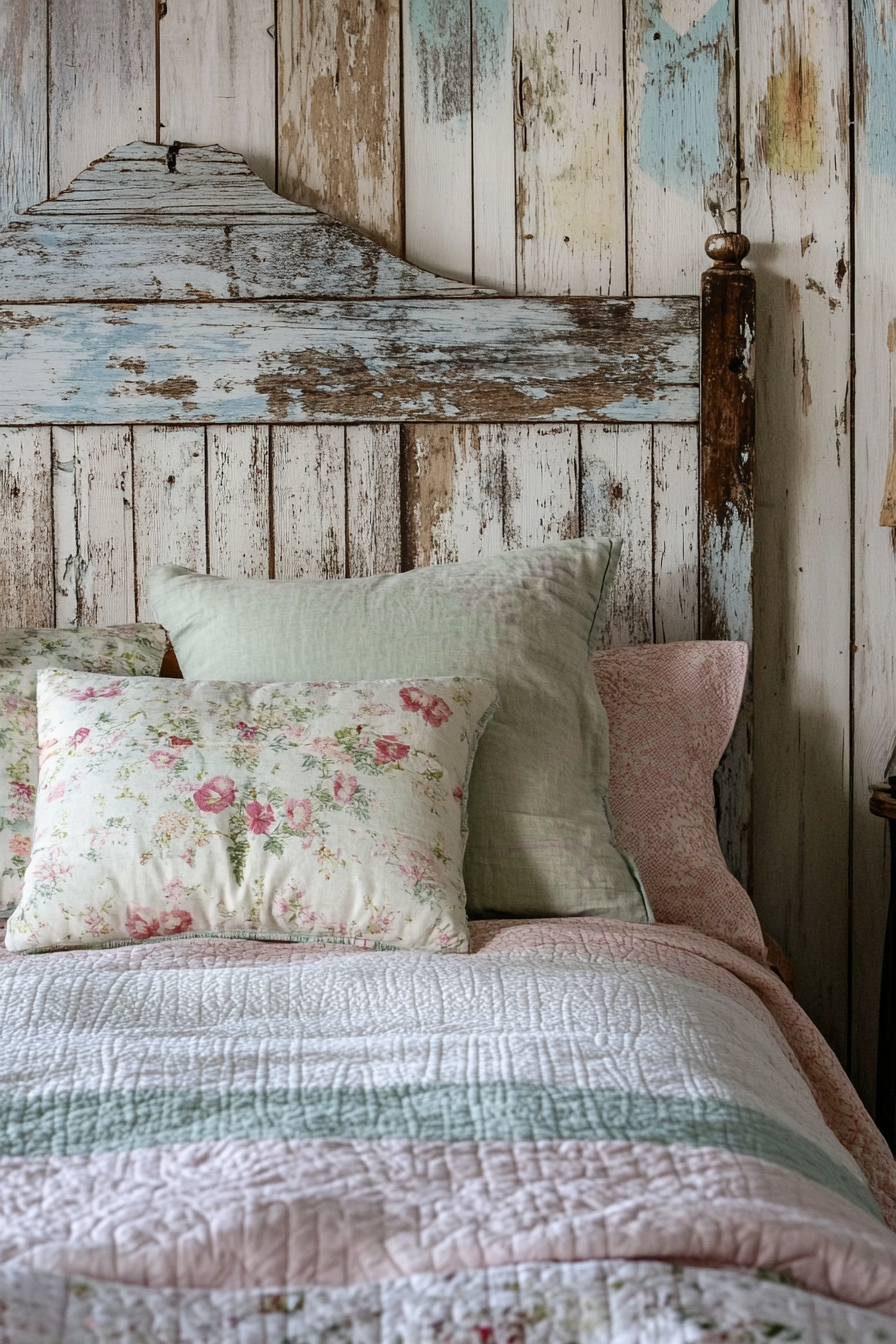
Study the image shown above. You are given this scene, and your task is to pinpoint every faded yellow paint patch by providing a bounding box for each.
[761,55,822,175]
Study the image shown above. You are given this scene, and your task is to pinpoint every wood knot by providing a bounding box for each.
[704,233,751,266]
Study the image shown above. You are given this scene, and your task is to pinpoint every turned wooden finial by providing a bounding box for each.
[705,233,751,266]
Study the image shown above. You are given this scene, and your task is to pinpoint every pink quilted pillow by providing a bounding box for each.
[591,641,766,961]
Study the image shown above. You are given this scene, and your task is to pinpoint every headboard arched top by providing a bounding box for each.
[0,142,700,426]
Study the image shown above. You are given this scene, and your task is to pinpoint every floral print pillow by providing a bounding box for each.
[0,624,168,917]
[6,671,498,954]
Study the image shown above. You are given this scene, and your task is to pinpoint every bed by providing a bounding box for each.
[1,143,895,1343]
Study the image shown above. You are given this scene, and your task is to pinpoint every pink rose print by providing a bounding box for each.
[149,748,183,771]
[9,833,30,858]
[373,735,410,765]
[11,781,35,802]
[399,686,452,728]
[245,800,275,835]
[47,779,66,802]
[69,680,123,702]
[333,773,358,805]
[193,775,236,813]
[162,878,186,902]
[170,736,193,747]
[311,736,353,763]
[453,784,464,801]
[157,908,193,935]
[285,797,312,832]
[125,906,160,940]
[235,722,259,742]
[69,726,90,747]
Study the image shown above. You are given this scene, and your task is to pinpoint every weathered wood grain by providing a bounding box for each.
[272,426,346,579]
[699,243,755,895]
[0,218,479,303]
[472,0,516,291]
[133,427,207,620]
[851,0,896,1106]
[652,423,699,643]
[404,425,505,567]
[742,0,852,1061]
[52,426,136,627]
[160,0,275,189]
[48,0,155,201]
[279,1,402,253]
[403,0,473,282]
[33,145,310,218]
[0,427,53,627]
[626,0,738,294]
[502,424,579,547]
[346,425,401,577]
[581,424,654,647]
[0,0,46,229]
[0,297,699,425]
[207,425,271,579]
[514,0,626,296]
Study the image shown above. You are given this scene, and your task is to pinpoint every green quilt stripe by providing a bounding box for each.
[0,1083,878,1220]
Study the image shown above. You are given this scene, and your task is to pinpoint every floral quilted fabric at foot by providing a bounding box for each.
[6,671,497,953]
[0,624,167,917]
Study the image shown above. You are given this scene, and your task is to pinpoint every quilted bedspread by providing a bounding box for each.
[2,917,896,1343]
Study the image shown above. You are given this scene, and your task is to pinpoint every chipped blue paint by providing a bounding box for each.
[637,0,732,199]
[407,0,471,125]
[857,0,896,186]
[472,0,508,83]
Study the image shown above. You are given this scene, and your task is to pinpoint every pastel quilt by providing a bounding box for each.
[1,917,896,1343]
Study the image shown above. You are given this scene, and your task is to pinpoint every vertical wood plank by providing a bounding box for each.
[741,0,852,1059]
[346,425,401,577]
[207,426,270,579]
[514,0,626,296]
[0,0,46,226]
[52,427,136,628]
[404,426,505,567]
[279,0,402,252]
[159,0,275,189]
[502,424,579,547]
[581,424,654,647]
[272,426,346,580]
[652,424,699,643]
[133,427,207,620]
[0,428,54,628]
[852,0,896,1106]
[403,0,473,281]
[48,0,155,198]
[472,0,516,291]
[626,0,738,294]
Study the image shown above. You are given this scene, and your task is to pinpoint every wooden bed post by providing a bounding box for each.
[700,232,756,890]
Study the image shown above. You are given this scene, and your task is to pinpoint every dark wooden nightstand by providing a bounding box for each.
[869,790,896,1151]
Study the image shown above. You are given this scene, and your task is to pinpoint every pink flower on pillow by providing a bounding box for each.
[193,775,236,813]
[399,686,452,727]
[125,906,160,940]
[333,773,357,805]
[11,781,35,802]
[150,748,183,771]
[69,680,123,701]
[285,797,312,832]
[453,784,464,801]
[373,735,410,765]
[9,833,30,858]
[69,727,90,747]
[311,736,353,763]
[235,721,259,742]
[156,908,193,935]
[245,801,275,835]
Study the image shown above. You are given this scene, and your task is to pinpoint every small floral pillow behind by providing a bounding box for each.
[6,671,498,954]
[0,624,168,916]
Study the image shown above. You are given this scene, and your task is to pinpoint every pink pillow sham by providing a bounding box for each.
[591,641,766,961]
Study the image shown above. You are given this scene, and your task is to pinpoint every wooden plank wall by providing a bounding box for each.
[0,0,892,1108]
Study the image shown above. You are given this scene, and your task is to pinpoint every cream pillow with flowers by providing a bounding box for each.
[6,670,497,953]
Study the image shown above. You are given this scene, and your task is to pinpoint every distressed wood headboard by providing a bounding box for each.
[0,142,755,886]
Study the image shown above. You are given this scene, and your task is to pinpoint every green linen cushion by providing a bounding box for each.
[147,539,649,922]
[7,670,497,954]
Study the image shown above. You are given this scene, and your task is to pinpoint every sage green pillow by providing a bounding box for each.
[148,540,649,922]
